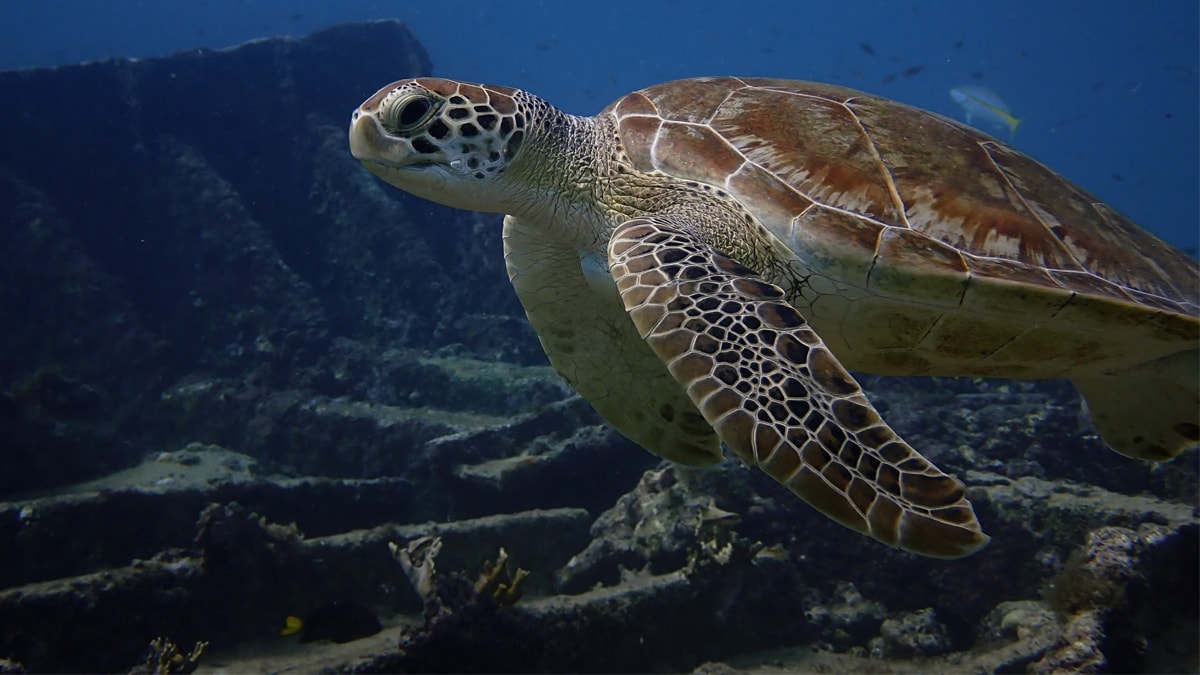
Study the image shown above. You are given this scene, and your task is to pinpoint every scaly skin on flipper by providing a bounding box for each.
[609,217,987,557]
[503,213,724,467]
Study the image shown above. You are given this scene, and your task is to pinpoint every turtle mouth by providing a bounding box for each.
[349,109,442,170]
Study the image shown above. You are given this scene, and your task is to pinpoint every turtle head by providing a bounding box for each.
[349,78,532,212]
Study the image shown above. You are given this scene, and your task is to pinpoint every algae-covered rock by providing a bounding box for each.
[878,608,951,659]
[1030,522,1199,673]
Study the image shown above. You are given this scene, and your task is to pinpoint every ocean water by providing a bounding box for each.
[2,0,1197,251]
[0,3,1198,672]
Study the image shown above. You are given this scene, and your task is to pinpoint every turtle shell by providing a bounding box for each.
[606,77,1198,319]
[604,77,1198,388]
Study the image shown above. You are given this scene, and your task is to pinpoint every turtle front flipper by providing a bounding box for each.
[608,217,989,558]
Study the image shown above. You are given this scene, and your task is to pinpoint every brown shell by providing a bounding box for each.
[604,77,1199,318]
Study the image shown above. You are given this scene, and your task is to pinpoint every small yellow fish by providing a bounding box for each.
[279,602,381,643]
[280,615,303,637]
[949,85,1023,138]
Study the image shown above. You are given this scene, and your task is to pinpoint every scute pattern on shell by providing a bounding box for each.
[606,77,1199,316]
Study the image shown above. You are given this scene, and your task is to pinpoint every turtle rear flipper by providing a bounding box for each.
[608,217,989,559]
[1072,349,1200,461]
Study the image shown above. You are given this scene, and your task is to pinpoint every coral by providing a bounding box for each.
[190,502,321,645]
[692,498,742,560]
[385,535,536,672]
[391,534,529,619]
[390,535,443,604]
[556,464,765,592]
[877,607,952,658]
[194,502,304,577]
[977,600,1061,647]
[1031,611,1107,674]
[1032,524,1199,673]
[128,637,207,675]
[1033,528,1142,673]
[1040,526,1141,616]
[802,581,887,652]
[475,547,529,606]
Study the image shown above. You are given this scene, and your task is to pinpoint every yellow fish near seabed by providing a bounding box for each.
[949,85,1023,138]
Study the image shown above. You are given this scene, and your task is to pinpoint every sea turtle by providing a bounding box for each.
[349,76,1199,558]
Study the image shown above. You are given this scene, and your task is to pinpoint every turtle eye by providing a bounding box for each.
[384,94,440,134]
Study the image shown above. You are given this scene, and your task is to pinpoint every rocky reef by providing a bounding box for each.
[0,20,1195,675]
[0,18,544,500]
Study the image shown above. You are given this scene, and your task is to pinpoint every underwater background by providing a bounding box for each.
[3,0,1198,253]
[0,2,1196,673]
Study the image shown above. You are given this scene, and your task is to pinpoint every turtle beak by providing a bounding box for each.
[349,105,449,196]
[348,108,412,168]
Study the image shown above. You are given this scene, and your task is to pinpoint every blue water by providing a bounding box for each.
[3,0,1196,251]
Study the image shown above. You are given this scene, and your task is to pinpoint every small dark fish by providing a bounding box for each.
[901,65,924,77]
[1090,81,1106,91]
[281,601,381,644]
[969,71,985,79]
[1112,173,1124,182]
[954,39,965,49]
[859,42,876,56]
[881,74,896,84]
